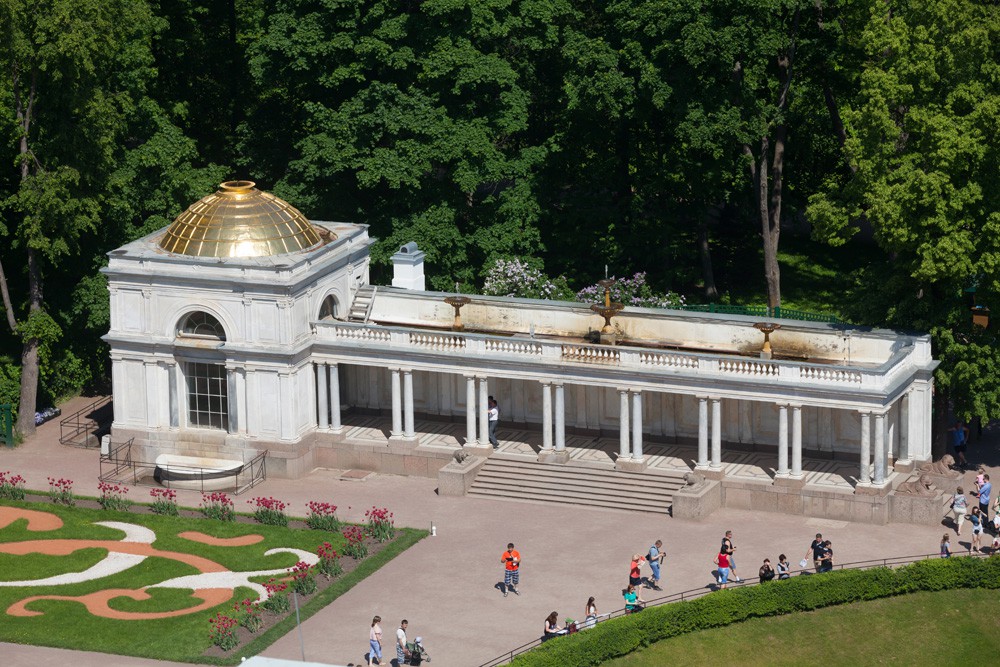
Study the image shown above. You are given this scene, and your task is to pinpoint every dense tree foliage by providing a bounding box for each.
[0,0,997,433]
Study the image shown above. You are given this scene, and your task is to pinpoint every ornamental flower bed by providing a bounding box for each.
[0,471,26,500]
[305,500,340,531]
[364,506,395,542]
[97,481,132,512]
[289,561,317,595]
[200,492,235,521]
[317,542,343,578]
[342,525,368,559]
[46,477,74,506]
[261,578,290,614]
[209,612,239,651]
[234,598,263,633]
[248,496,288,526]
[149,487,179,515]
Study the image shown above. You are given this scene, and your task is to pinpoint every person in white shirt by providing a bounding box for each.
[488,396,499,448]
[396,619,409,665]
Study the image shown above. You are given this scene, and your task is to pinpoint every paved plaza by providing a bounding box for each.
[2,395,996,666]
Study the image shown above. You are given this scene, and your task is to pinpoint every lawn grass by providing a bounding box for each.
[602,587,1000,666]
[0,500,425,664]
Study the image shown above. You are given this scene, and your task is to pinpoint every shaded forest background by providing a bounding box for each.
[1,0,999,437]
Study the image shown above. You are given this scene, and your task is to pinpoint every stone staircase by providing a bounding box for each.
[347,285,376,322]
[467,458,687,514]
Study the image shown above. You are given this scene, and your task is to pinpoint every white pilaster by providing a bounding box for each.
[697,396,709,468]
[478,377,489,446]
[791,404,803,477]
[631,391,643,461]
[465,375,476,446]
[710,397,722,469]
[899,392,910,463]
[329,364,342,432]
[874,412,886,485]
[554,383,566,451]
[777,403,789,476]
[859,411,871,485]
[390,368,402,437]
[317,363,329,430]
[541,382,553,451]
[226,367,238,434]
[167,361,179,429]
[403,369,415,438]
[619,389,631,459]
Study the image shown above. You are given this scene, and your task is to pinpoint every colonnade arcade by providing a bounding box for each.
[312,361,927,489]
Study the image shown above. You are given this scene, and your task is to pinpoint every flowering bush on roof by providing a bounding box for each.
[576,272,685,309]
[481,257,573,300]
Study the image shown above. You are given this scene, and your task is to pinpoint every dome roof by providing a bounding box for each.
[158,181,322,258]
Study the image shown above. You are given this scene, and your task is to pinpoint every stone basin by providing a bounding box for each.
[153,454,243,491]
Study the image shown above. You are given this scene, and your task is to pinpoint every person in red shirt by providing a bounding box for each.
[629,553,646,588]
[501,542,521,597]
[714,550,730,589]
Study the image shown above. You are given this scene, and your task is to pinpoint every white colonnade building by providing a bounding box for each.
[104,181,940,524]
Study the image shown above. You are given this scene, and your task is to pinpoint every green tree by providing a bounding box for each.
[0,0,165,435]
[807,0,1000,426]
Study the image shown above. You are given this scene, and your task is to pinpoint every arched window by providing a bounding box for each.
[178,311,226,340]
[319,295,339,321]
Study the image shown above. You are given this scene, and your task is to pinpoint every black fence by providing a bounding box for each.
[99,440,268,495]
[477,549,986,666]
[59,396,112,448]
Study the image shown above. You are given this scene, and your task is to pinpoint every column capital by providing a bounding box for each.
[696,394,709,401]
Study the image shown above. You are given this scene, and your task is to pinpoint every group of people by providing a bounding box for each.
[949,468,1000,552]
[364,617,429,666]
[542,597,602,640]
[713,530,831,589]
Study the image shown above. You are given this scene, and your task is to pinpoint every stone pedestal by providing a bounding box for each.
[672,479,722,520]
[854,482,892,497]
[889,490,950,525]
[600,331,618,345]
[893,459,915,473]
[773,475,806,489]
[538,449,570,464]
[695,466,725,481]
[615,457,647,473]
[438,455,488,496]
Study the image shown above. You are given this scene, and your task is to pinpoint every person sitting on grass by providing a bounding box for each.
[623,584,645,613]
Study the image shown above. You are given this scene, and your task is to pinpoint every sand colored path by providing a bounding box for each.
[7,588,233,620]
[178,531,264,547]
[0,539,227,573]
[0,507,63,532]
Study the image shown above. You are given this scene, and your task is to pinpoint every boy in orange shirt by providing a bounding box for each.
[501,542,521,597]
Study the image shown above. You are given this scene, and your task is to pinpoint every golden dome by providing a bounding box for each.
[158,181,322,258]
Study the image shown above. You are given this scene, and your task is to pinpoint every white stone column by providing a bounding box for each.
[791,404,803,477]
[697,396,709,468]
[710,397,722,469]
[554,383,566,451]
[859,411,871,485]
[317,363,329,430]
[329,364,342,432]
[777,404,789,476]
[478,377,489,446]
[619,389,631,460]
[167,361,179,429]
[226,367,238,434]
[235,368,247,435]
[465,375,476,446]
[899,392,910,462]
[874,412,887,485]
[541,382,553,451]
[390,368,402,437]
[631,391,643,461]
[403,369,415,438]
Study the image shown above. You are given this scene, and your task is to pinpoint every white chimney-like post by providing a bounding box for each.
[391,242,426,290]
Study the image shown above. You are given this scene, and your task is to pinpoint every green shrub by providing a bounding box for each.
[510,558,1000,667]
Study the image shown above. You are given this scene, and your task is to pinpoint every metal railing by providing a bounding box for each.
[677,304,843,324]
[477,549,984,666]
[99,441,268,496]
[59,396,112,447]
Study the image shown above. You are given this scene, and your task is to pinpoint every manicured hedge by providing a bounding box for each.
[510,557,1000,667]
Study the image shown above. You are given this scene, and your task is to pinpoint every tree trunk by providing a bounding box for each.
[698,212,718,300]
[15,248,42,437]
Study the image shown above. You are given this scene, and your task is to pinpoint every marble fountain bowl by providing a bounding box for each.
[153,454,244,491]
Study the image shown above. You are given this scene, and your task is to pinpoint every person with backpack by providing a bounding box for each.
[645,539,665,591]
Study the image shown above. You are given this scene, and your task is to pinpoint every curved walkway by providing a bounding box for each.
[0,396,996,666]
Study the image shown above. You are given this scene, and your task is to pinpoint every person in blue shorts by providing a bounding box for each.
[645,539,665,591]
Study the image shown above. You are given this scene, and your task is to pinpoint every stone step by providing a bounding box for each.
[467,457,682,514]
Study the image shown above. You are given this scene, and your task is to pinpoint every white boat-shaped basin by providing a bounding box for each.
[154,454,244,491]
